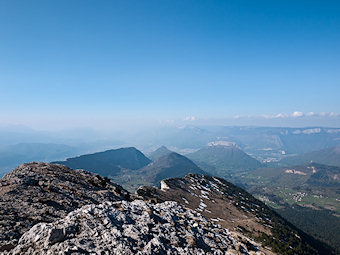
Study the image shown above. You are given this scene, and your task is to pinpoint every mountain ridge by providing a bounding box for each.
[112,152,206,191]
[148,146,172,161]
[53,147,151,177]
[186,144,262,177]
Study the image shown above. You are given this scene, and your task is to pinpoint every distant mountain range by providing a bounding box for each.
[1,125,340,168]
[54,147,151,177]
[54,147,205,191]
[279,146,340,167]
[130,126,340,161]
[186,144,262,177]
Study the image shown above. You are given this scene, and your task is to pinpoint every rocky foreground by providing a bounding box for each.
[0,162,329,254]
[9,200,264,255]
[0,162,129,251]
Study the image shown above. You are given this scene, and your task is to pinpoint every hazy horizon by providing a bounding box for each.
[1,111,340,132]
[1,116,340,138]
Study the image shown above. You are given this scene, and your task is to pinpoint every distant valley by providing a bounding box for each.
[231,163,340,252]
[278,146,340,167]
[129,126,340,163]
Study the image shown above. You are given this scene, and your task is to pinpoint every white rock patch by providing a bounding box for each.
[9,200,261,255]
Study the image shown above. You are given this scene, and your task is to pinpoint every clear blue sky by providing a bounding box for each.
[0,0,339,129]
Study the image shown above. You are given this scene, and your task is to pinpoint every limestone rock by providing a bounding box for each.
[9,200,264,255]
[0,162,129,251]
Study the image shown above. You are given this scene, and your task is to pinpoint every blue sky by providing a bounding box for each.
[0,0,339,129]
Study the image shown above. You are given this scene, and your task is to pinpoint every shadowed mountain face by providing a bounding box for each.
[112,152,207,192]
[54,147,151,177]
[186,145,262,177]
[139,152,206,183]
[137,174,331,255]
[148,146,172,161]
[279,146,340,167]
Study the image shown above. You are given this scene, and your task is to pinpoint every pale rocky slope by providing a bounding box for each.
[9,200,266,255]
[137,174,322,254]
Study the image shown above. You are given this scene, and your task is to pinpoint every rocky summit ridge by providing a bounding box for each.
[9,200,266,255]
[0,162,329,254]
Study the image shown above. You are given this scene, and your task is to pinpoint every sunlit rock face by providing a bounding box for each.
[10,200,264,255]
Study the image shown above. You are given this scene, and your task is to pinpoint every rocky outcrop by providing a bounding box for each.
[9,200,265,255]
[137,174,321,255]
[137,174,271,235]
[0,162,129,251]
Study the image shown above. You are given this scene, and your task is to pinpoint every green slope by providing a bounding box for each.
[186,145,262,177]
[279,147,340,167]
